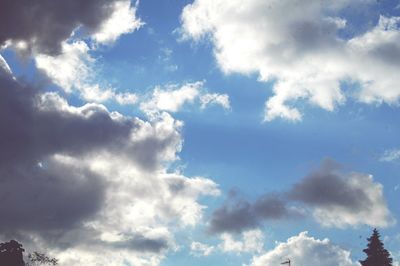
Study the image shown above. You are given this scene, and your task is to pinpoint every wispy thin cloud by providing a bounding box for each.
[380,148,400,162]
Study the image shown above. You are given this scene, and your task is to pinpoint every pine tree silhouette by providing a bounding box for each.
[360,228,393,266]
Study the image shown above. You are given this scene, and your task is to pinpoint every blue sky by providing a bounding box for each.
[1,0,400,265]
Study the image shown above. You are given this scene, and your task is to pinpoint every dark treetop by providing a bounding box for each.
[360,228,393,266]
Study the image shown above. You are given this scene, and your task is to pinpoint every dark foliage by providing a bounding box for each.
[0,240,25,266]
[28,252,58,265]
[0,240,58,266]
[360,228,393,266]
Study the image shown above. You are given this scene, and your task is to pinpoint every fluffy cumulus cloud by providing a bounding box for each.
[289,160,395,228]
[219,229,264,254]
[0,60,219,265]
[91,0,143,45]
[140,81,231,115]
[249,232,359,266]
[141,82,202,113]
[35,41,93,92]
[34,40,138,105]
[181,0,400,121]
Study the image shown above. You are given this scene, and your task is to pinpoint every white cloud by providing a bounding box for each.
[35,41,138,105]
[347,16,400,104]
[200,93,231,110]
[81,84,138,105]
[141,82,202,114]
[380,148,400,162]
[191,241,215,256]
[249,232,359,266]
[219,229,264,254]
[140,81,231,115]
[311,173,395,228]
[91,0,143,45]
[35,41,92,93]
[34,1,142,105]
[181,0,400,121]
[115,91,139,105]
[190,230,265,257]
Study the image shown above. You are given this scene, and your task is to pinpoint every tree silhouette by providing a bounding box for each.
[0,240,25,266]
[0,240,58,266]
[360,228,393,266]
[28,252,58,266]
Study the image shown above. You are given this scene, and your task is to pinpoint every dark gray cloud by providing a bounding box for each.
[208,198,257,234]
[253,194,293,219]
[289,18,341,53]
[208,159,382,234]
[371,42,400,66]
[0,68,135,168]
[0,159,104,231]
[0,65,185,258]
[0,66,136,233]
[288,159,371,210]
[113,234,170,253]
[208,191,297,234]
[0,0,125,54]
